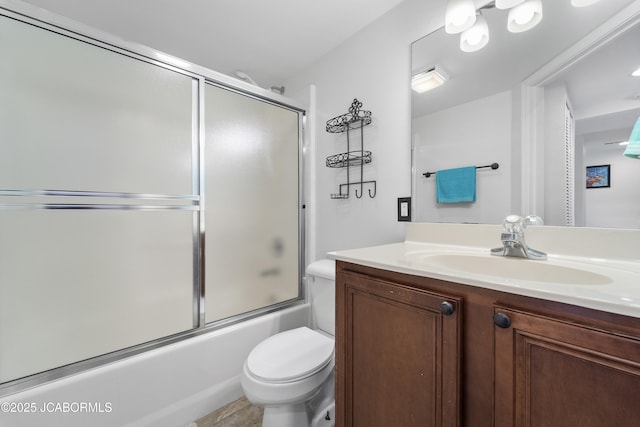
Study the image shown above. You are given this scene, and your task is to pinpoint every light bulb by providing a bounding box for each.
[507,0,542,33]
[513,3,535,25]
[460,15,489,52]
[445,0,477,34]
[452,13,469,26]
[466,27,484,45]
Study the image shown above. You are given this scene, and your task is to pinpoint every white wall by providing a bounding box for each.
[285,0,445,259]
[412,90,513,224]
[574,110,640,229]
[545,84,640,229]
[582,140,640,228]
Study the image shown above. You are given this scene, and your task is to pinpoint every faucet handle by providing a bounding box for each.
[503,215,523,233]
[523,215,544,227]
[505,214,521,224]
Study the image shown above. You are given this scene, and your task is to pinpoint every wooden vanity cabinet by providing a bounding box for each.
[335,267,462,427]
[336,261,640,427]
[494,306,640,427]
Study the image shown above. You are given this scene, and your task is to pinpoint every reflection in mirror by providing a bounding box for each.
[542,22,640,228]
[411,0,640,228]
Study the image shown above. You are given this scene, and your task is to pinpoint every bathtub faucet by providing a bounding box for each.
[491,214,547,260]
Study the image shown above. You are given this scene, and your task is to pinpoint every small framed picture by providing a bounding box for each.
[586,164,610,189]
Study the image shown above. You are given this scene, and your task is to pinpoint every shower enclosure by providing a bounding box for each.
[0,3,304,394]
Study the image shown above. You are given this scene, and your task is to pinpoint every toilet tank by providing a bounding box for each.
[306,259,336,336]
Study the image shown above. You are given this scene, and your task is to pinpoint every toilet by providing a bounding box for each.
[240,259,336,427]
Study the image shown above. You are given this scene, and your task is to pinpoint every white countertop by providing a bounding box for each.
[329,223,640,318]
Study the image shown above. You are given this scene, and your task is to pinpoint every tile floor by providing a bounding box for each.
[195,396,263,427]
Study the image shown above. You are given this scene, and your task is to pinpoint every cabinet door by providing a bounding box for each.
[336,271,461,427]
[494,306,640,427]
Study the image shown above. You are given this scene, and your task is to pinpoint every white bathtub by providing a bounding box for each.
[0,304,310,427]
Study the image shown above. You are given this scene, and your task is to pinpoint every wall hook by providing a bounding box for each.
[355,180,364,198]
[368,182,377,198]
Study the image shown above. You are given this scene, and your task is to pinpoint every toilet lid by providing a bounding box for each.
[247,327,334,383]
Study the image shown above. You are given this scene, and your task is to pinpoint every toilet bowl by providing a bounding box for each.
[240,259,336,427]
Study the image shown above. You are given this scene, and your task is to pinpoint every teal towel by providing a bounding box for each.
[436,166,476,203]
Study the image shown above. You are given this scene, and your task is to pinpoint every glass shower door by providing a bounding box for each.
[204,84,301,323]
[0,13,198,384]
[0,6,304,390]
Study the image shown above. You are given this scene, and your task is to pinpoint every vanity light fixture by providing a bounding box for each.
[460,14,490,52]
[445,0,477,34]
[623,117,640,159]
[450,0,542,53]
[632,67,640,77]
[571,0,601,7]
[448,0,600,52]
[411,66,449,93]
[507,0,543,33]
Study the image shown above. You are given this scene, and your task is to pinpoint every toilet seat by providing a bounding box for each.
[246,327,334,383]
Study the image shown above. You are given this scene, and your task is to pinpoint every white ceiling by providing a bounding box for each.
[552,21,640,121]
[15,0,640,130]
[18,0,407,90]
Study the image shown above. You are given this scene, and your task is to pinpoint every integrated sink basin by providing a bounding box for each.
[408,253,613,285]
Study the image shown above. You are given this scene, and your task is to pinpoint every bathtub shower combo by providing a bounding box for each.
[0,1,306,425]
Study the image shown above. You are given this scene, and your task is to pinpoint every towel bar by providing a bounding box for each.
[423,162,499,178]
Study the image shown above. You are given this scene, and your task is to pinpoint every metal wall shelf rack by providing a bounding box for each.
[326,99,376,199]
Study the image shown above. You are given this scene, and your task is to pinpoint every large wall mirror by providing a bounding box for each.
[411,0,640,228]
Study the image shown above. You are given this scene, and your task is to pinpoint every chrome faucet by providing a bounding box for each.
[491,215,547,260]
